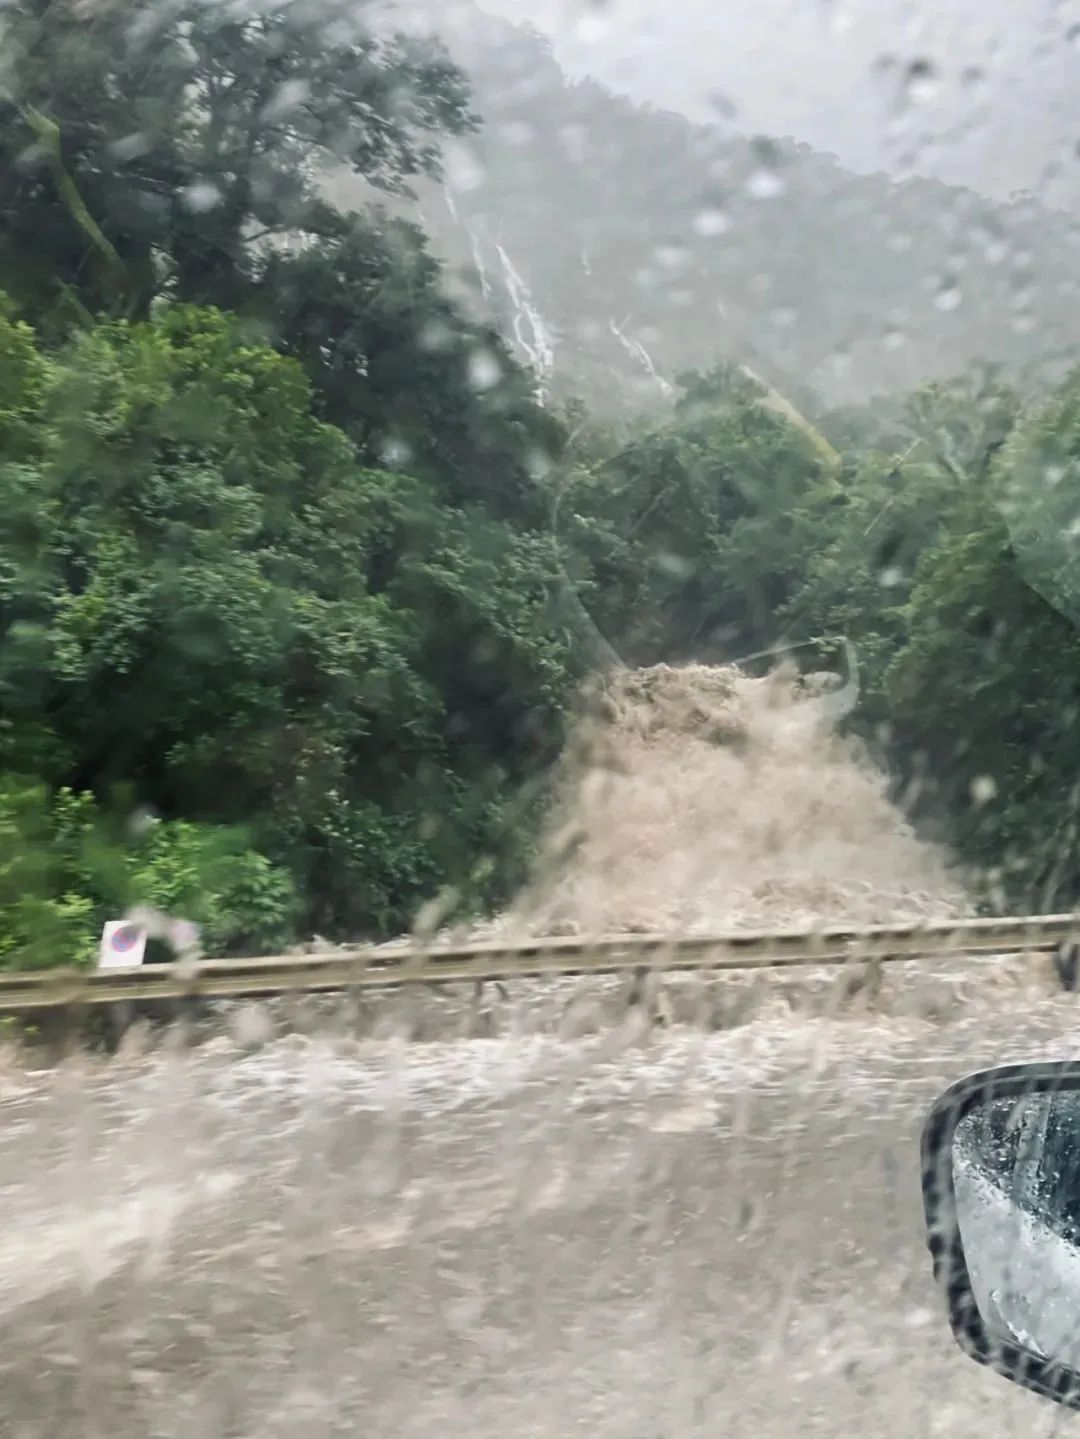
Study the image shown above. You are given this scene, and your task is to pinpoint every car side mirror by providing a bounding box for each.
[923,1061,1080,1410]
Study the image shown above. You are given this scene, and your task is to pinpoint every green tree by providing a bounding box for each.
[783,370,1022,718]
[0,300,583,943]
[252,216,563,525]
[0,304,431,939]
[564,364,830,664]
[994,367,1080,629]
[884,507,1080,910]
[0,0,474,326]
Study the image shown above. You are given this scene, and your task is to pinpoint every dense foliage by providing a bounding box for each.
[4,0,1080,964]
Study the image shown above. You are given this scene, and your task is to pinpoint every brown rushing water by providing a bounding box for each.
[1,666,1069,1437]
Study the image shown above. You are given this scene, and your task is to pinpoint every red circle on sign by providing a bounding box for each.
[112,924,140,953]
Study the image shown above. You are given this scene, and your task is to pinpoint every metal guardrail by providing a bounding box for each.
[1,913,1077,1013]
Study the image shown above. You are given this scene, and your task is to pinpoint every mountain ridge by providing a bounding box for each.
[348,4,1080,417]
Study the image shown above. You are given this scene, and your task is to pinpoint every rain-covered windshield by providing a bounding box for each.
[2,0,1080,1433]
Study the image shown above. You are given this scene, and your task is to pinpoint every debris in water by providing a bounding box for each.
[498,662,970,938]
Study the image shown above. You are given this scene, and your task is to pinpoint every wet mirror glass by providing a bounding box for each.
[954,1088,1080,1367]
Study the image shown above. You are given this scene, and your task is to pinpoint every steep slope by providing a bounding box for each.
[356,3,1080,416]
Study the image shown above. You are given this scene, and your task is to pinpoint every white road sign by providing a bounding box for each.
[98,920,147,970]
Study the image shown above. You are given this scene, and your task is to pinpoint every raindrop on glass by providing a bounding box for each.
[655,245,689,271]
[903,58,939,105]
[656,552,695,579]
[182,180,223,213]
[747,168,785,201]
[692,208,731,238]
[444,143,485,196]
[935,278,962,312]
[380,436,412,468]
[984,237,1008,265]
[827,3,853,34]
[747,137,785,200]
[110,131,151,160]
[500,122,534,148]
[418,320,453,352]
[127,804,160,838]
[262,78,310,121]
[468,349,502,391]
[970,775,998,807]
[527,447,553,480]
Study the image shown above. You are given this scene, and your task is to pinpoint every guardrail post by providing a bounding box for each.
[105,1000,135,1053]
[627,965,648,1010]
[1054,941,1080,992]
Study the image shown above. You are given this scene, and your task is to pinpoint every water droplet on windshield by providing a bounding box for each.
[418,320,452,352]
[468,349,502,391]
[971,776,998,807]
[746,138,785,200]
[380,436,412,468]
[261,79,310,122]
[499,122,533,148]
[182,180,223,212]
[747,168,785,201]
[692,208,730,238]
[656,553,694,580]
[935,278,962,312]
[527,448,553,480]
[110,131,150,160]
[444,142,485,196]
[903,58,939,105]
[126,805,160,838]
[820,0,853,34]
[655,245,689,271]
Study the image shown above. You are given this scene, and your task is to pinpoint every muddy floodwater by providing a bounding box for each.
[0,964,1078,1438]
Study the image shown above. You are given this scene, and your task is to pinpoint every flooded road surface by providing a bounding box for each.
[2,969,1079,1438]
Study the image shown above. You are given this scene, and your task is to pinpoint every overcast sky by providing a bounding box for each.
[461,0,1080,208]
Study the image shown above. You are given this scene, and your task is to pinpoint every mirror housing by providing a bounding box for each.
[923,1061,1080,1410]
